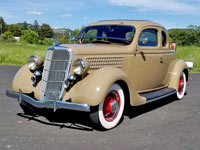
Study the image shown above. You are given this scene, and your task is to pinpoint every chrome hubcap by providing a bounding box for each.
[110,100,118,113]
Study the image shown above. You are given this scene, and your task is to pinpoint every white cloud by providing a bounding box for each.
[108,0,200,14]
[61,13,72,18]
[27,11,43,15]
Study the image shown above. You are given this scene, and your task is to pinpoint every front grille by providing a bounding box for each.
[40,47,72,100]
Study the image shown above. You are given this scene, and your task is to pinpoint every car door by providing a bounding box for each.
[132,27,167,92]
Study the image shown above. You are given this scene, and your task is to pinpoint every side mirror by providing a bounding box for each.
[142,37,148,45]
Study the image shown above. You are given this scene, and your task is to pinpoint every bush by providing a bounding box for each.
[0,31,16,42]
[20,29,39,44]
[169,25,200,47]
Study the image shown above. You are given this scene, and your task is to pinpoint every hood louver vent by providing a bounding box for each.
[86,57,124,69]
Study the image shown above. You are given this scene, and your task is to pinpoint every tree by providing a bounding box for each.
[169,26,200,47]
[20,29,38,44]
[169,29,187,45]
[39,23,54,39]
[32,20,40,34]
[21,21,28,30]
[185,27,198,45]
[72,29,80,37]
[7,24,21,36]
[0,16,6,34]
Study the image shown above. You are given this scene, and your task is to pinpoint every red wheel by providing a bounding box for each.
[90,84,125,130]
[103,90,121,122]
[176,72,186,99]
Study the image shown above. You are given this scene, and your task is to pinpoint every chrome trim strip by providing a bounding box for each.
[6,90,90,112]
[146,90,177,104]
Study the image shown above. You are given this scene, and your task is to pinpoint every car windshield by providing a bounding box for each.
[77,25,135,45]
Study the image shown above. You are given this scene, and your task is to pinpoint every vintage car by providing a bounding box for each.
[6,20,190,130]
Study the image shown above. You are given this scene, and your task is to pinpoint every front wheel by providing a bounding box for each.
[176,72,186,100]
[90,83,125,130]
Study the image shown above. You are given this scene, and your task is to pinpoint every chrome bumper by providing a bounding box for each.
[6,90,90,112]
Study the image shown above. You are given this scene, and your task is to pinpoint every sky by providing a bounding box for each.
[0,0,200,30]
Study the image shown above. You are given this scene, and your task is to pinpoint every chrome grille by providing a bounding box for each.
[40,47,72,100]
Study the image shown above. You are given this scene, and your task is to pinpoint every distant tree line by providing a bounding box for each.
[169,25,200,47]
[0,17,55,44]
[0,16,81,45]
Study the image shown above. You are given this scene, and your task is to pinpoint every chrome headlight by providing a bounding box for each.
[72,59,86,75]
[27,55,43,70]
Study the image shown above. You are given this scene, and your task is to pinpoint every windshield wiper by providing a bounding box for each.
[91,40,111,44]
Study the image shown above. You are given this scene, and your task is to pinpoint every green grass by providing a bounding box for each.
[176,46,200,72]
[0,42,49,66]
[0,42,199,72]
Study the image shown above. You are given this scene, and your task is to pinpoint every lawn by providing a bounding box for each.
[0,42,199,72]
[0,42,48,65]
[176,46,200,72]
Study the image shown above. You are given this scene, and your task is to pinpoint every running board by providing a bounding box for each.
[139,88,177,103]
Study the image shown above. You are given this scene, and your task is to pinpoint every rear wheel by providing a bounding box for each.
[90,84,125,130]
[176,72,186,100]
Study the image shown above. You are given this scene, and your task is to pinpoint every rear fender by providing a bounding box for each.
[168,59,189,91]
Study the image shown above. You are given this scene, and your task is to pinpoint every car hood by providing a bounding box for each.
[59,43,132,55]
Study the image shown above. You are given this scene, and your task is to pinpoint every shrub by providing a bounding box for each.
[0,31,16,42]
[20,29,39,44]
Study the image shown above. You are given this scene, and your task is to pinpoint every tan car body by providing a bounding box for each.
[11,20,190,107]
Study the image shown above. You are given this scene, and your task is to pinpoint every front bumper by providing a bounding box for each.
[6,90,90,112]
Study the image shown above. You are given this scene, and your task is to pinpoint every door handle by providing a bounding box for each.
[160,57,163,63]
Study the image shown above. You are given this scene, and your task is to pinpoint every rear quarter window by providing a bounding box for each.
[138,29,157,46]
[161,31,167,47]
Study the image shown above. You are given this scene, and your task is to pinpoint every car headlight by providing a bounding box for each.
[27,55,43,70]
[72,59,87,75]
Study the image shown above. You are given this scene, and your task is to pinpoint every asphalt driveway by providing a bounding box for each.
[0,65,200,150]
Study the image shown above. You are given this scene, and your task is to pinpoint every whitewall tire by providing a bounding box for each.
[90,83,125,130]
[176,72,186,100]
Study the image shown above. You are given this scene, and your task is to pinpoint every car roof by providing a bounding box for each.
[88,20,165,29]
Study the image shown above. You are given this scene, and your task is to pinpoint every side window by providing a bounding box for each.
[138,29,157,46]
[161,31,167,47]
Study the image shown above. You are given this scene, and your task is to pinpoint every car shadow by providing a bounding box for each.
[17,109,94,131]
[16,95,177,131]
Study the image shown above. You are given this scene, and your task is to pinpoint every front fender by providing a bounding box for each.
[168,59,189,91]
[63,67,146,106]
[12,65,41,99]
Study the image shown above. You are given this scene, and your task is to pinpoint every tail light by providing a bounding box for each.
[170,42,177,51]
